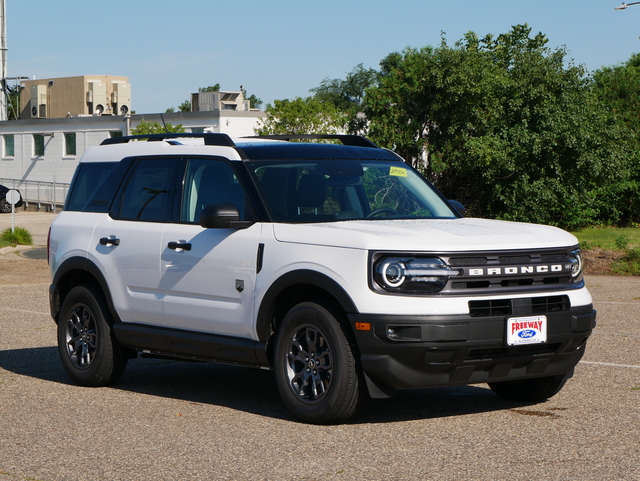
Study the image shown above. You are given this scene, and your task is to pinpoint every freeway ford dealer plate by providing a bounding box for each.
[507,315,547,346]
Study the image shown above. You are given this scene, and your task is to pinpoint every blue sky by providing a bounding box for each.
[6,1,640,114]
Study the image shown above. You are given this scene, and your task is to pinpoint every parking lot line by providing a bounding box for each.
[580,360,640,369]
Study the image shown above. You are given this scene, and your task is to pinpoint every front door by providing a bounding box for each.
[159,157,261,339]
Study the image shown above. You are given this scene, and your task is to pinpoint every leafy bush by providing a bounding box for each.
[1,227,33,245]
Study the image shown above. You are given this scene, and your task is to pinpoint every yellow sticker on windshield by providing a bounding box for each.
[389,166,407,177]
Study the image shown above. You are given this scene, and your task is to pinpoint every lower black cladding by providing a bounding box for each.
[348,304,595,396]
[113,323,270,368]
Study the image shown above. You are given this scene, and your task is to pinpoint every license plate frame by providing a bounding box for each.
[506,315,547,346]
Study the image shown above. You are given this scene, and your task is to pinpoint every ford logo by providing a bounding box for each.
[518,329,537,339]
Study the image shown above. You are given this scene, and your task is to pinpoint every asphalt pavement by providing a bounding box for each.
[0,211,638,480]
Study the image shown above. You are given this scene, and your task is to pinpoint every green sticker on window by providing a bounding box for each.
[389,166,407,177]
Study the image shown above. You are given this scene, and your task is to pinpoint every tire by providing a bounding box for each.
[0,199,10,213]
[488,374,568,402]
[57,284,128,387]
[274,301,361,424]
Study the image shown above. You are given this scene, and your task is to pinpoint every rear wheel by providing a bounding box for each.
[488,375,568,402]
[274,301,360,424]
[57,284,128,387]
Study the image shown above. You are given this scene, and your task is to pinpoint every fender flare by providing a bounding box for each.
[50,256,119,323]
[255,269,358,342]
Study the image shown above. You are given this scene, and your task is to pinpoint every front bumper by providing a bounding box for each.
[349,304,596,397]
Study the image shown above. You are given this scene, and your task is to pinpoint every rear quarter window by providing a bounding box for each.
[65,159,133,212]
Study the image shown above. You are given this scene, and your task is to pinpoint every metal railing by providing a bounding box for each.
[0,178,69,213]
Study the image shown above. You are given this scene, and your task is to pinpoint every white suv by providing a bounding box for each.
[48,133,595,424]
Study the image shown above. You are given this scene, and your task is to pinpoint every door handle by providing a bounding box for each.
[99,237,120,246]
[168,241,192,251]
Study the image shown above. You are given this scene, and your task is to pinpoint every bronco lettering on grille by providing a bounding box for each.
[468,264,570,276]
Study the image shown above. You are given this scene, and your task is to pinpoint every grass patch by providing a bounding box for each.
[611,247,640,276]
[571,226,640,251]
[572,226,640,275]
[1,227,33,246]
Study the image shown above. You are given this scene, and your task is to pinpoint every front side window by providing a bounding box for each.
[64,133,76,156]
[247,159,457,223]
[119,158,180,222]
[181,158,249,223]
[33,134,45,157]
[3,135,14,157]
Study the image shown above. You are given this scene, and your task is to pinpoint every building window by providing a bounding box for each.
[64,132,76,156]
[33,134,45,157]
[3,135,14,157]
[109,131,123,138]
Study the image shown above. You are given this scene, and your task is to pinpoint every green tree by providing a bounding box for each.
[131,120,185,135]
[178,100,191,112]
[311,64,377,133]
[199,84,221,92]
[365,25,625,228]
[6,84,22,120]
[591,54,640,225]
[256,97,347,136]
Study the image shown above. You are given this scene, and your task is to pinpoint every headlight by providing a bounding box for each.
[373,256,460,293]
[569,248,583,279]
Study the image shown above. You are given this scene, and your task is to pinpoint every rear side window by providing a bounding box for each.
[117,157,181,222]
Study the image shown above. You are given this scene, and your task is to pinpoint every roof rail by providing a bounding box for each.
[100,133,236,147]
[248,134,379,148]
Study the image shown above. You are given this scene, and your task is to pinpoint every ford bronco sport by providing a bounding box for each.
[48,133,595,424]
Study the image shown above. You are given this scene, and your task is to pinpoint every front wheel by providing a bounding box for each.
[0,199,11,213]
[274,301,361,424]
[488,374,568,402]
[57,284,128,387]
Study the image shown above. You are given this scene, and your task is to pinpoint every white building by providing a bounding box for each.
[2,109,263,180]
[0,109,264,210]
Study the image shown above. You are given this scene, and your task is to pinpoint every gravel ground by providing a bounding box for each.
[0,212,638,481]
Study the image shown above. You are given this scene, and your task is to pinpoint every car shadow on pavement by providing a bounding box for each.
[0,346,538,424]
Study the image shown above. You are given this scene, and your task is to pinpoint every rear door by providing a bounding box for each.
[91,156,181,324]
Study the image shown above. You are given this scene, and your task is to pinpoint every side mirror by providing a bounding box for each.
[200,203,253,229]
[448,200,466,217]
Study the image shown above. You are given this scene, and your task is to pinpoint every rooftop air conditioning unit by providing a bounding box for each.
[111,82,131,116]
[87,81,107,115]
[30,85,47,119]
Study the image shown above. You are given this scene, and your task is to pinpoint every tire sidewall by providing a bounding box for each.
[274,301,359,424]
[57,284,125,387]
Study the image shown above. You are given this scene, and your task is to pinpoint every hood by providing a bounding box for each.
[272,218,579,252]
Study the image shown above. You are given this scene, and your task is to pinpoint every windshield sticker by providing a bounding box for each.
[389,166,408,177]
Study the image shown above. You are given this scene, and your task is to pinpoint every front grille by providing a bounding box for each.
[440,247,580,295]
[531,295,570,314]
[469,295,570,318]
[468,299,512,317]
[467,343,560,361]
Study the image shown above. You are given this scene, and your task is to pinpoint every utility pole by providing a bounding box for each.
[0,0,7,122]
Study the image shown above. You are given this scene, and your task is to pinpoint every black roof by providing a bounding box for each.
[100,133,403,162]
[236,142,402,161]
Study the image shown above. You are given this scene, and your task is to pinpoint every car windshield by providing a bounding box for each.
[246,159,457,223]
